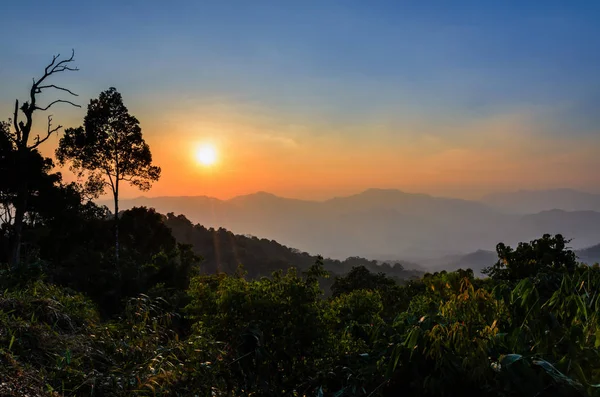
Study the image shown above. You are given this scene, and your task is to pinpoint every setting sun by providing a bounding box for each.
[195,144,217,166]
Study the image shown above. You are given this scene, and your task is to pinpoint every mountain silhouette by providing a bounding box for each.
[109,189,600,261]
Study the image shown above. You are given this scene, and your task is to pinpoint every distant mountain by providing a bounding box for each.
[418,250,497,276]
[576,243,600,265]
[482,189,600,214]
[111,189,600,261]
[517,210,600,249]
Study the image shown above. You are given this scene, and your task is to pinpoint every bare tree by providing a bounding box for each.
[7,50,80,267]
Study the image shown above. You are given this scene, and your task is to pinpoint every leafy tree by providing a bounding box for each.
[332,265,412,319]
[117,207,201,303]
[331,265,396,297]
[185,262,331,395]
[3,51,80,267]
[56,87,161,264]
[483,234,578,281]
[0,125,73,264]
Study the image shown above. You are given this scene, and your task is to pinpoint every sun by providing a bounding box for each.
[195,144,218,166]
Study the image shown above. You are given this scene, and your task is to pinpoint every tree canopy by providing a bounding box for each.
[56,87,161,262]
[56,87,160,199]
[483,234,578,281]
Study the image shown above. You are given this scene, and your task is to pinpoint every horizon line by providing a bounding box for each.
[95,186,596,204]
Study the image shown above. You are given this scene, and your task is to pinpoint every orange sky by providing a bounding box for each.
[26,100,600,202]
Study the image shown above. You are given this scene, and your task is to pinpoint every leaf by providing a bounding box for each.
[500,354,523,367]
[404,327,420,350]
[574,295,588,320]
[387,344,402,377]
[533,359,584,390]
[8,334,15,351]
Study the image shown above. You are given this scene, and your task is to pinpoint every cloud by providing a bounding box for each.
[245,131,298,148]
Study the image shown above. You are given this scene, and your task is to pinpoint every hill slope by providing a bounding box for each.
[163,212,422,282]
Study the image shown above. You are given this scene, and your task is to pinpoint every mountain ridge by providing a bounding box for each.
[107,188,600,261]
[122,187,600,207]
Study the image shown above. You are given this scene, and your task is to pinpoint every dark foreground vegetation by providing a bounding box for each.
[1,52,599,396]
[1,224,599,396]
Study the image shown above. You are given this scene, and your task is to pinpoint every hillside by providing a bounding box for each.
[163,212,422,282]
[576,243,600,265]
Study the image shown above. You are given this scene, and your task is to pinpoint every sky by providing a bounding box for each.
[1,1,600,200]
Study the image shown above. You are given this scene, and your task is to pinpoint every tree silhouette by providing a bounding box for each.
[56,87,160,264]
[5,51,80,267]
[482,233,578,281]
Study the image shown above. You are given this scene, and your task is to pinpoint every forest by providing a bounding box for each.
[1,53,600,396]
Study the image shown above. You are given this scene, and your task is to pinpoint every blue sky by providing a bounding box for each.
[1,1,600,198]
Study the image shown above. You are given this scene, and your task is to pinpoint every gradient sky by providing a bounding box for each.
[2,1,600,200]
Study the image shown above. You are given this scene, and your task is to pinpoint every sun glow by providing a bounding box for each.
[195,144,218,166]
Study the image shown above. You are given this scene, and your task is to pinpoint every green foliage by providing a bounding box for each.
[332,265,412,320]
[0,280,99,395]
[184,264,332,395]
[2,240,600,396]
[484,234,578,281]
[332,266,396,297]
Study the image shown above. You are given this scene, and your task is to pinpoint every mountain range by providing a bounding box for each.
[106,188,600,267]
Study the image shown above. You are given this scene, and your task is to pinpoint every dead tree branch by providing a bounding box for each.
[7,49,80,267]
[36,84,79,97]
[35,99,81,111]
[31,115,63,149]
[10,50,80,150]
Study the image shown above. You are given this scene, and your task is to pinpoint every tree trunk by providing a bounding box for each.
[114,189,119,265]
[9,149,29,268]
[9,184,27,268]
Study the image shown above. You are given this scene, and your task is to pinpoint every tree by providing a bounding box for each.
[0,121,14,226]
[4,51,80,266]
[331,265,396,297]
[56,87,161,264]
[482,234,578,281]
